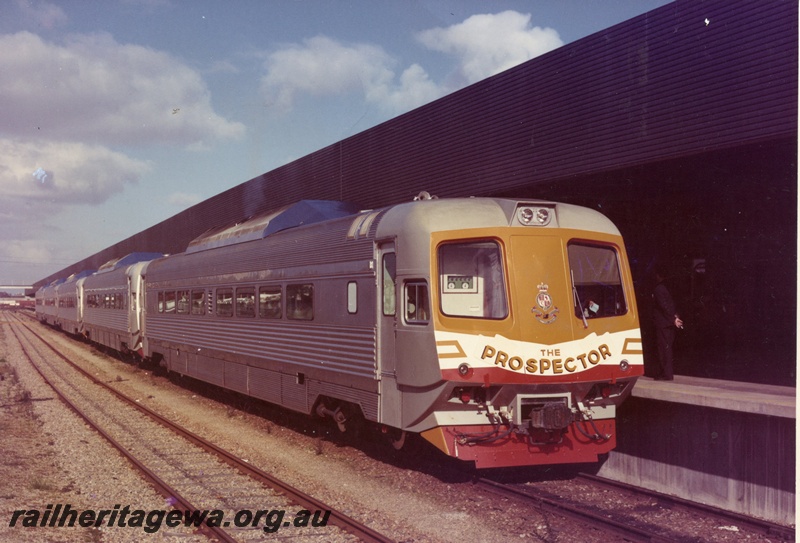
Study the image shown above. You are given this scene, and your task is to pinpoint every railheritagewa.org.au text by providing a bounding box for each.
[8,504,331,534]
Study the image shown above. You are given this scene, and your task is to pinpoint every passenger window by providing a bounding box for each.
[177,290,190,314]
[164,291,176,314]
[191,290,205,315]
[287,284,313,320]
[236,287,256,317]
[157,292,164,313]
[382,254,396,316]
[405,282,430,324]
[439,240,508,319]
[568,242,627,319]
[259,286,282,319]
[216,288,233,317]
[347,282,358,314]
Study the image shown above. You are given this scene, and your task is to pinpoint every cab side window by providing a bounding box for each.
[405,282,429,324]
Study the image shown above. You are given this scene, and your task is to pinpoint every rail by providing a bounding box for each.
[8,312,394,543]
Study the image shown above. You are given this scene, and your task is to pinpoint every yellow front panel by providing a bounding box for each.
[507,234,575,344]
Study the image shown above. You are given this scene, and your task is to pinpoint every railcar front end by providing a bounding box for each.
[381,198,643,468]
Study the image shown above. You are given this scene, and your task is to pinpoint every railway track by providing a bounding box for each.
[475,473,795,542]
[576,473,795,541]
[5,312,393,543]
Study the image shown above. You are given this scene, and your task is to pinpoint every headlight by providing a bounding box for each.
[519,207,534,224]
[516,206,552,226]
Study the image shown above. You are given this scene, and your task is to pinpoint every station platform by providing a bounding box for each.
[599,374,796,526]
[631,375,795,419]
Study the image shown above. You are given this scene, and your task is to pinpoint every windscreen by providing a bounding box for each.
[439,240,508,319]
[568,242,627,319]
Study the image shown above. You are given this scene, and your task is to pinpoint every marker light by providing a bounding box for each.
[619,360,630,372]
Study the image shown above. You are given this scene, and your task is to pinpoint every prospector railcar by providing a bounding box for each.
[142,196,643,468]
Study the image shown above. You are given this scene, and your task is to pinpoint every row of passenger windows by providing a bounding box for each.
[86,293,126,310]
[58,297,77,308]
[39,294,125,309]
[156,284,315,321]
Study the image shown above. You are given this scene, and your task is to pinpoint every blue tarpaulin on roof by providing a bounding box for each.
[97,252,165,273]
[185,200,361,253]
[263,200,361,236]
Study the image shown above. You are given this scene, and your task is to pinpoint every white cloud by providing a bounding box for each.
[417,11,563,84]
[260,35,443,115]
[0,29,243,260]
[0,31,246,147]
[2,238,53,268]
[0,136,150,280]
[260,36,395,110]
[259,11,562,117]
[0,138,150,206]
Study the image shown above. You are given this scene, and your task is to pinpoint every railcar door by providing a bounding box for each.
[127,271,144,353]
[377,242,402,428]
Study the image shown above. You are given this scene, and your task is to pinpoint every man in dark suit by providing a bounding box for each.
[652,268,684,380]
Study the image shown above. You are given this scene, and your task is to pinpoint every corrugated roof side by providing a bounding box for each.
[35,0,797,289]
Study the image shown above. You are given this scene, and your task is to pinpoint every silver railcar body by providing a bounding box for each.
[83,253,162,353]
[36,279,63,326]
[143,202,378,418]
[54,270,94,335]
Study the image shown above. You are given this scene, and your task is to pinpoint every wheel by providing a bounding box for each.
[389,429,406,450]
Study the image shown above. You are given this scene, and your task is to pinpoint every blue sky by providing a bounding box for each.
[0,0,672,289]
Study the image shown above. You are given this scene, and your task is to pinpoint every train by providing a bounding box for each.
[36,195,643,468]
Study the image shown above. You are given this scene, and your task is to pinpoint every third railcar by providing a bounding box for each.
[141,197,643,468]
[82,253,163,354]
